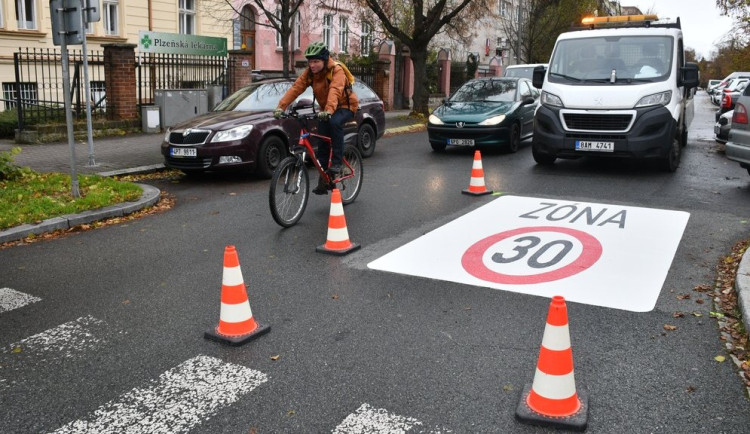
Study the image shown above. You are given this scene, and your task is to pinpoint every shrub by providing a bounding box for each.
[0,147,26,180]
[0,110,18,139]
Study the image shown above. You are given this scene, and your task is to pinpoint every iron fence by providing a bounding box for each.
[12,48,107,130]
[347,64,375,88]
[135,53,230,106]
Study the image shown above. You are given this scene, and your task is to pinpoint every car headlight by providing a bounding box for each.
[635,91,672,108]
[163,128,171,142]
[541,91,563,108]
[428,114,444,125]
[211,125,253,142]
[478,114,506,126]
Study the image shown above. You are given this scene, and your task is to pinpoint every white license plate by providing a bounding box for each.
[575,141,614,152]
[448,138,475,146]
[170,147,197,157]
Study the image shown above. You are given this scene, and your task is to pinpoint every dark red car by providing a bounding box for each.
[161,78,385,178]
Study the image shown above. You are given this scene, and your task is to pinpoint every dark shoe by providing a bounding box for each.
[312,175,328,195]
[327,164,342,178]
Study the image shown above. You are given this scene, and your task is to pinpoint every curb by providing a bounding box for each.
[0,183,160,244]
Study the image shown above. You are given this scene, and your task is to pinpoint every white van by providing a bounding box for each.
[531,15,699,171]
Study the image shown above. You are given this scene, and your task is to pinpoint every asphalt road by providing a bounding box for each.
[1,92,749,433]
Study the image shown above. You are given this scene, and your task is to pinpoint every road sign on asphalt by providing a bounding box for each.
[368,195,690,312]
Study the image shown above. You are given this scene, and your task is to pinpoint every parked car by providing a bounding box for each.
[160,79,385,178]
[713,78,750,110]
[427,77,539,152]
[716,79,749,120]
[502,63,548,80]
[715,110,733,143]
[711,73,750,104]
[707,79,721,92]
[725,86,750,174]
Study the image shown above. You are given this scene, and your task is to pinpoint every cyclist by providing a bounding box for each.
[274,41,359,195]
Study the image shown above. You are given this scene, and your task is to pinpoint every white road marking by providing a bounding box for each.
[3,315,106,360]
[0,287,41,313]
[51,355,268,434]
[333,403,451,433]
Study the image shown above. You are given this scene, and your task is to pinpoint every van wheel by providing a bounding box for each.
[661,135,681,172]
[508,123,521,153]
[532,146,556,165]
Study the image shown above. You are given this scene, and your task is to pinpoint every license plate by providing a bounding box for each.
[170,147,197,157]
[448,138,475,146]
[575,141,614,152]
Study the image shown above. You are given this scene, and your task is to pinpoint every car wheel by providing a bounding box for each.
[508,123,521,153]
[532,144,555,165]
[256,136,286,179]
[661,133,681,172]
[431,142,447,152]
[358,123,376,158]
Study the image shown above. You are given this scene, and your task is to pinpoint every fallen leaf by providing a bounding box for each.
[715,355,726,362]
[696,299,705,304]
[332,294,339,299]
[676,294,691,300]
[692,311,703,317]
[502,384,514,391]
[710,312,725,318]
[664,325,677,331]
[229,192,237,196]
[673,312,684,318]
[693,284,712,292]
[11,347,21,353]
[287,410,296,416]
[270,355,280,361]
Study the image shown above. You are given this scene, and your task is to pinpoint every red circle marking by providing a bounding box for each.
[461,226,602,284]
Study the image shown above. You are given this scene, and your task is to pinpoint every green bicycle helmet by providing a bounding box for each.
[304,41,329,60]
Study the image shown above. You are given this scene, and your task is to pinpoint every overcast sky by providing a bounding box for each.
[625,1,735,59]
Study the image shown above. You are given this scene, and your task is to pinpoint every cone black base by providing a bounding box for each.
[461,189,492,196]
[515,383,588,431]
[204,323,270,346]
[316,242,361,256]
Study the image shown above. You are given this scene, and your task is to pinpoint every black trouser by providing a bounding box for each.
[317,108,354,170]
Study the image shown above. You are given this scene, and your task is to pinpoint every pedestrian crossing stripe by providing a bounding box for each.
[51,355,268,433]
[333,403,451,433]
[0,287,41,313]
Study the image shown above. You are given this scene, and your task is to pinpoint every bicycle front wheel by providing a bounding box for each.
[269,157,309,227]
[339,145,363,205]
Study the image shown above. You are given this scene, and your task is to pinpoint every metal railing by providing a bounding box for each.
[135,53,230,106]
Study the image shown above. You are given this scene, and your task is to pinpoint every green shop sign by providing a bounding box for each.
[139,31,227,56]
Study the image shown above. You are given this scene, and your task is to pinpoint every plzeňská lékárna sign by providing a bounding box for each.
[138,31,227,56]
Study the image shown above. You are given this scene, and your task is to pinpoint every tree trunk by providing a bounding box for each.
[410,49,430,116]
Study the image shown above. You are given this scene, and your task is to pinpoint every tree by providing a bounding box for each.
[202,0,304,78]
[359,0,496,115]
[717,0,750,33]
[499,0,599,64]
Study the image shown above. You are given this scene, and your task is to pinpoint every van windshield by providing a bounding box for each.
[548,35,673,84]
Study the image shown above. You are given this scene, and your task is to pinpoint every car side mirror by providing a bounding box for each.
[293,98,314,110]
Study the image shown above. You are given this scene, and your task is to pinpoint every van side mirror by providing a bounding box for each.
[532,66,546,89]
[680,62,699,90]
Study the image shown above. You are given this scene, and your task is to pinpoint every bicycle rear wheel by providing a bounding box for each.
[339,144,363,204]
[269,156,309,227]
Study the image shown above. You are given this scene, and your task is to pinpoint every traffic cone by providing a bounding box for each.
[462,150,492,195]
[515,296,588,431]
[204,245,270,346]
[316,188,361,256]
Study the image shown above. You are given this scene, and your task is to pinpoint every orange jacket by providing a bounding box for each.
[277,58,359,114]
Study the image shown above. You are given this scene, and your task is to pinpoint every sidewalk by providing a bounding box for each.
[0,109,424,243]
[0,109,423,176]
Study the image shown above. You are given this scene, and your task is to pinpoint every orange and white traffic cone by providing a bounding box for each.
[515,295,588,431]
[204,245,270,346]
[462,150,492,196]
[316,188,361,256]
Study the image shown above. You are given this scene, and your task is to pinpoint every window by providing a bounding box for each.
[179,0,195,35]
[275,8,282,47]
[323,14,332,49]
[16,0,35,29]
[293,11,300,49]
[103,0,118,35]
[361,21,372,54]
[338,16,348,53]
[2,82,38,110]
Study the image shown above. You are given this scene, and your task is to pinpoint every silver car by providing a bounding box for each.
[725,86,750,175]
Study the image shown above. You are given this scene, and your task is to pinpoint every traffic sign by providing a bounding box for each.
[368,195,689,312]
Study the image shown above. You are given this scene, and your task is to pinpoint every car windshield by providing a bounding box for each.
[504,67,536,79]
[213,81,315,112]
[548,35,673,84]
[450,79,517,102]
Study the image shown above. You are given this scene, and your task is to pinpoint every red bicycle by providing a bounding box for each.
[269,103,363,227]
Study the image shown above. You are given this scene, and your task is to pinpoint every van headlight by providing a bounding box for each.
[211,125,253,142]
[541,91,563,108]
[635,91,672,108]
